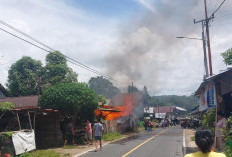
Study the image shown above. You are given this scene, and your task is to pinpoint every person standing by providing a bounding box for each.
[215,111,227,151]
[93,118,104,152]
[64,121,75,146]
[85,120,93,145]
[184,129,226,157]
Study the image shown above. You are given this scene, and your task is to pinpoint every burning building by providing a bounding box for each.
[95,92,144,133]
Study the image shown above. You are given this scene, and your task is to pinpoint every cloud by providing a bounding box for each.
[0,0,118,86]
[135,0,156,13]
[0,0,231,96]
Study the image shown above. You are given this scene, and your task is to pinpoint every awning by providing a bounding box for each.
[175,106,187,111]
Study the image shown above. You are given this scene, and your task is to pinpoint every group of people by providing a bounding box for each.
[64,118,104,152]
[144,119,154,130]
[181,119,200,129]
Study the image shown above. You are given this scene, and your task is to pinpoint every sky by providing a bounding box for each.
[0,0,232,96]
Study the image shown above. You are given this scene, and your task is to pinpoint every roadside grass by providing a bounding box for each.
[191,136,195,141]
[18,150,69,157]
[102,132,122,141]
[63,145,78,149]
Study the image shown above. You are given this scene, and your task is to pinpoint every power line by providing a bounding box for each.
[0,19,55,51]
[0,19,130,84]
[209,0,226,18]
[0,26,130,85]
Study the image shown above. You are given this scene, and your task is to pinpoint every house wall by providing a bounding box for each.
[0,90,6,98]
[35,112,62,148]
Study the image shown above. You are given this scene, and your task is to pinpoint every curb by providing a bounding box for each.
[183,129,186,156]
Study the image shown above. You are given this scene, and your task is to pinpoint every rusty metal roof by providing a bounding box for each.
[0,95,39,108]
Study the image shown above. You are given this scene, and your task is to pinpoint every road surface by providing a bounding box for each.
[79,126,184,157]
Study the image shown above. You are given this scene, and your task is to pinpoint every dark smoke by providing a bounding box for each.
[105,0,200,92]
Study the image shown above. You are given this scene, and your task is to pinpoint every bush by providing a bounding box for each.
[39,83,98,121]
[202,109,216,132]
[225,115,232,157]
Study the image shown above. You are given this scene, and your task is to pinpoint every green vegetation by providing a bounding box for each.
[88,76,120,99]
[44,51,78,86]
[139,121,144,127]
[7,51,78,96]
[0,132,13,140]
[63,145,78,149]
[97,95,107,105]
[102,132,122,141]
[221,48,232,65]
[0,102,15,112]
[202,109,215,132]
[0,102,15,120]
[18,150,65,157]
[191,136,195,141]
[39,83,98,121]
[151,95,198,111]
[7,56,44,96]
[225,115,232,157]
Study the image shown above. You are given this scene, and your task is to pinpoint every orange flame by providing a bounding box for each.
[95,95,133,120]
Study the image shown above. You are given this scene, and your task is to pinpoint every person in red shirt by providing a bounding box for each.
[86,120,93,145]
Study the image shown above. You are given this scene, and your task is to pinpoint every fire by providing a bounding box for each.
[95,95,133,120]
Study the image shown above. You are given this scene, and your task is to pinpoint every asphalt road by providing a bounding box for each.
[79,126,184,157]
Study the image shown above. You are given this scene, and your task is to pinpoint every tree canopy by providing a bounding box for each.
[39,83,98,121]
[7,56,44,96]
[88,76,120,99]
[221,48,232,65]
[44,51,78,86]
[7,51,78,96]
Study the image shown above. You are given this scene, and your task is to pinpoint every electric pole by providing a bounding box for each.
[202,21,209,77]
[204,0,213,76]
[194,0,214,77]
[194,19,209,78]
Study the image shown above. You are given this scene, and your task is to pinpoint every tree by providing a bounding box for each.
[128,85,139,93]
[97,95,107,105]
[88,76,120,99]
[151,95,198,111]
[7,56,44,96]
[221,48,232,65]
[44,51,78,86]
[39,83,98,121]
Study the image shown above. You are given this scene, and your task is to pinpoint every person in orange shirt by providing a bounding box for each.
[184,130,226,157]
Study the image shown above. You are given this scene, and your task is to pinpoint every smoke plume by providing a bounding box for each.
[105,0,203,94]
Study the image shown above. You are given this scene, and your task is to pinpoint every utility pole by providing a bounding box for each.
[194,0,214,77]
[201,21,209,77]
[193,19,209,78]
[204,0,213,76]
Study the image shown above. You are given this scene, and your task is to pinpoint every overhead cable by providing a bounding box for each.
[0,26,130,85]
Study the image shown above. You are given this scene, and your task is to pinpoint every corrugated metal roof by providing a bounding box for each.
[0,95,39,108]
[153,106,174,113]
[195,68,232,95]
